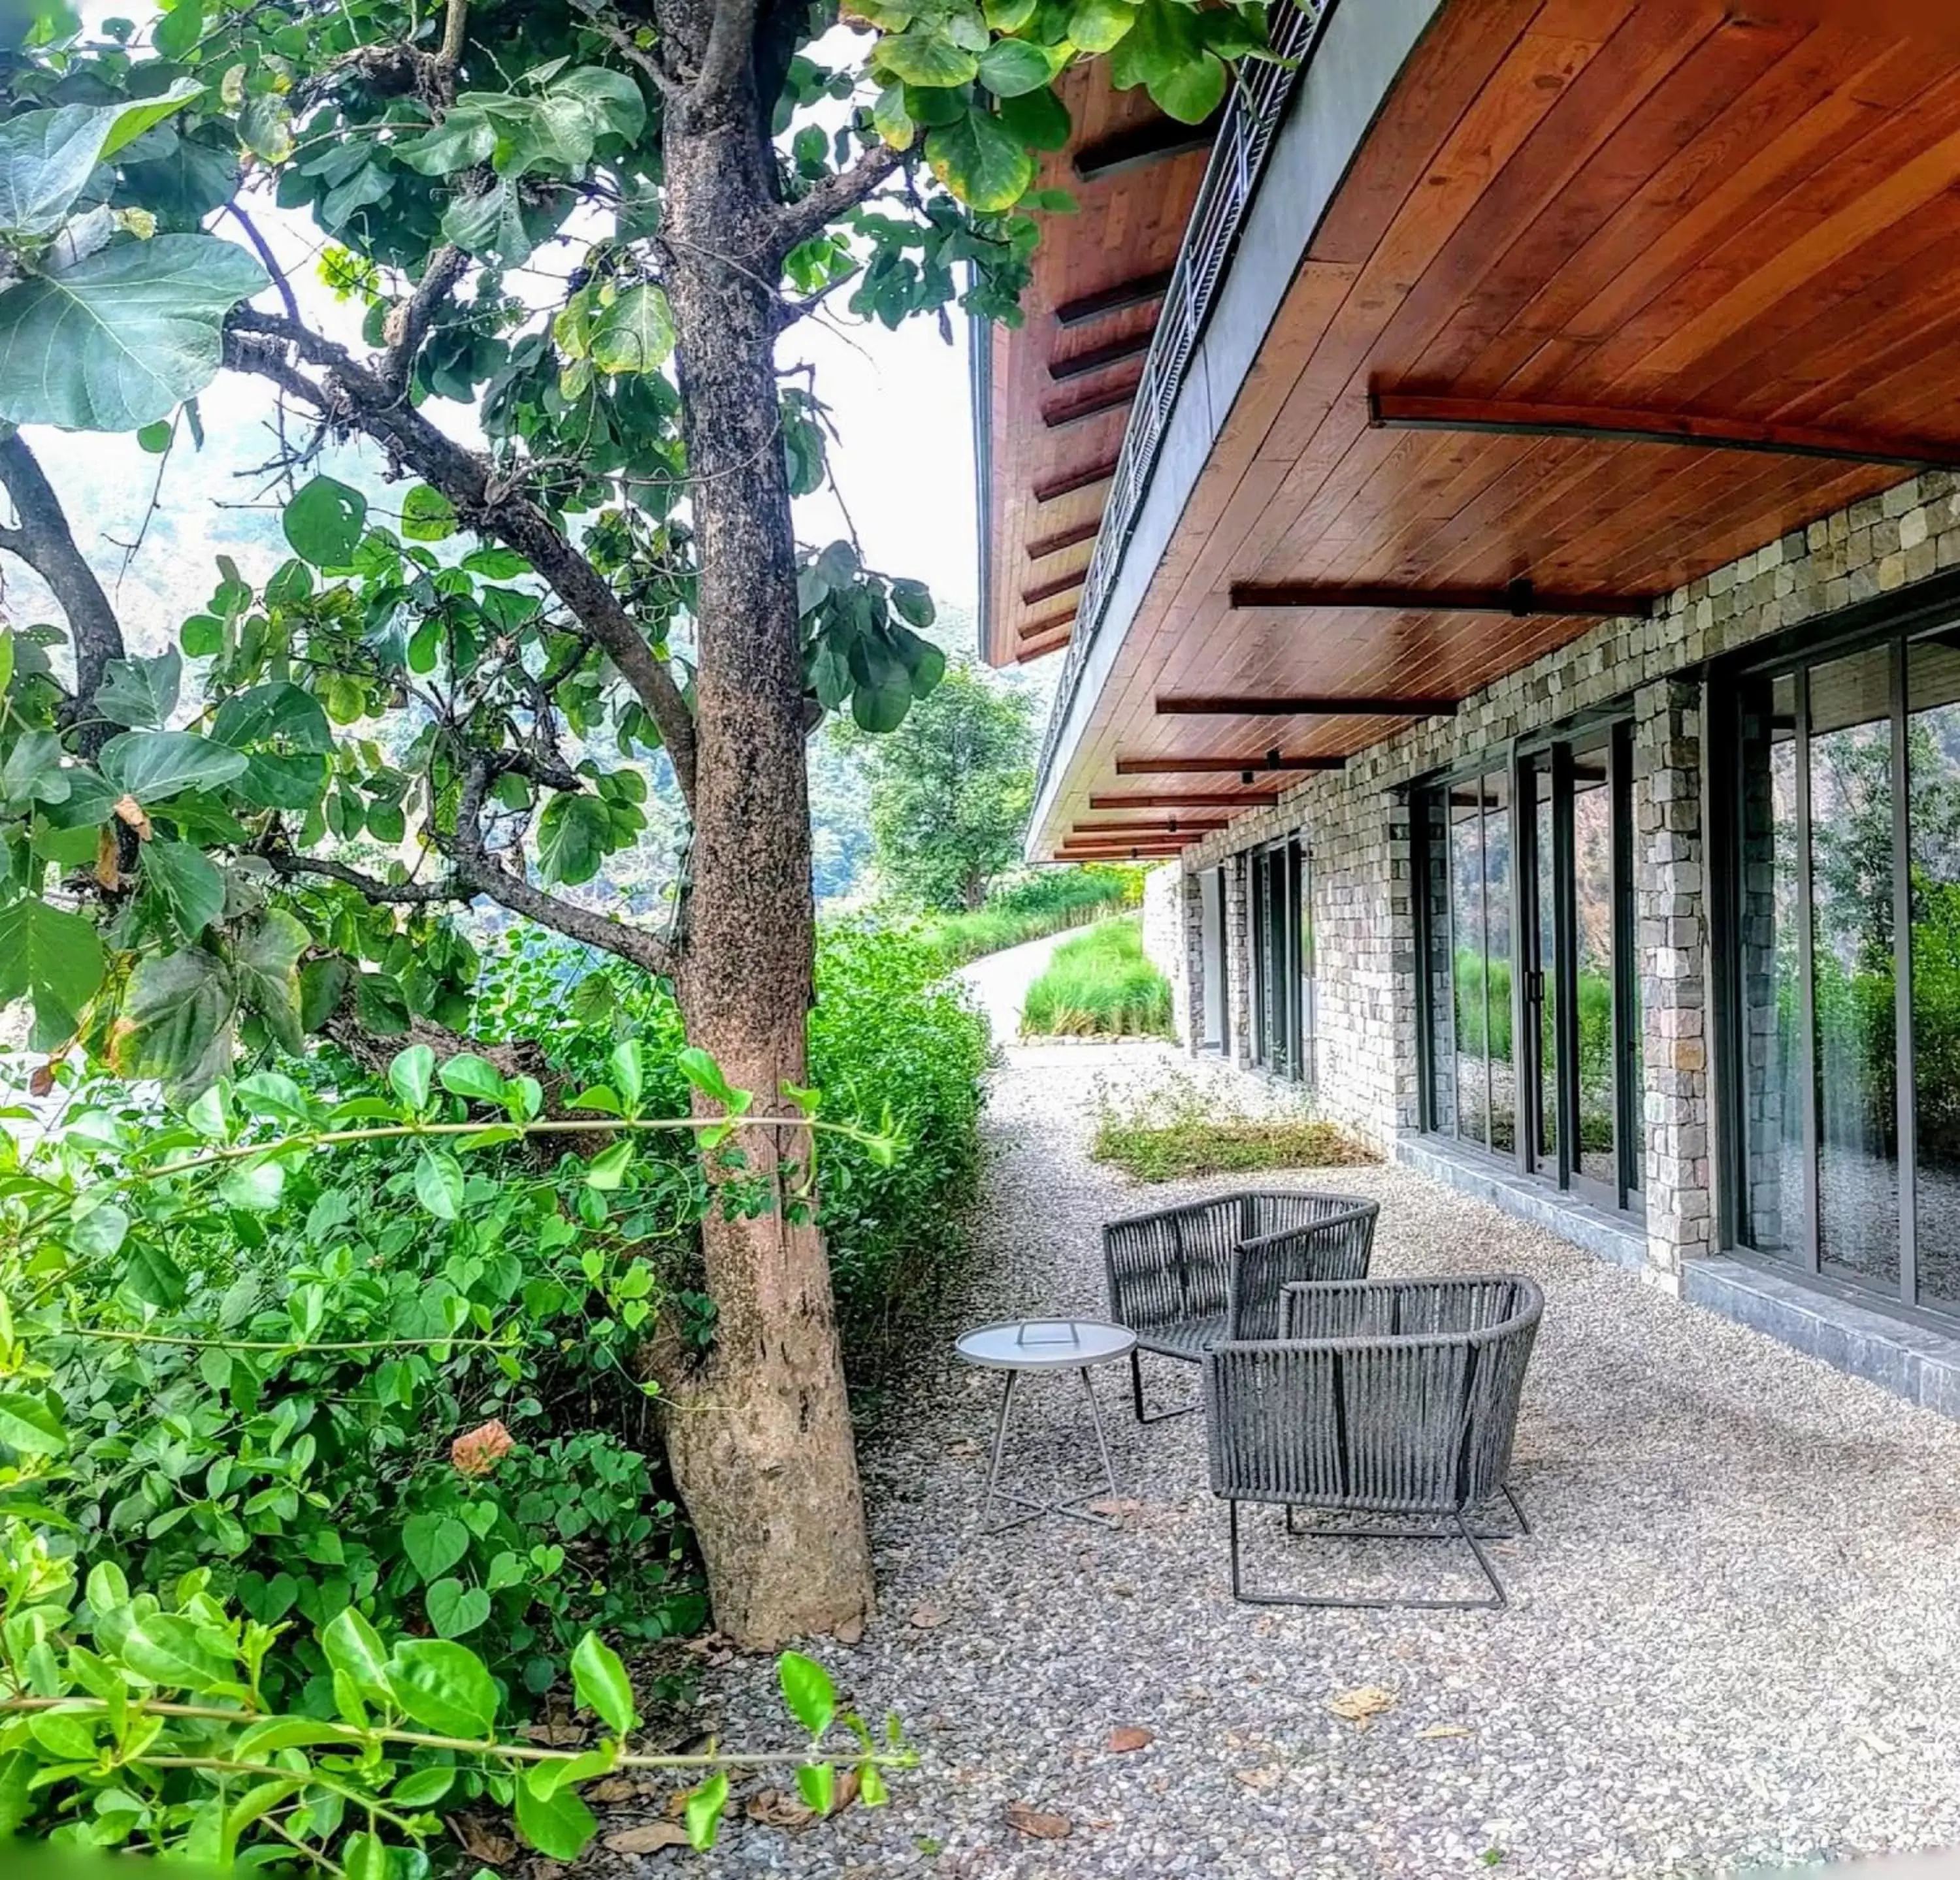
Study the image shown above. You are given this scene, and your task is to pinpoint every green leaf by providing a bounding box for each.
[0,896,105,1037]
[117,948,235,1098]
[1068,0,1138,52]
[426,1578,493,1639]
[235,908,307,1053]
[395,108,497,176]
[0,234,267,432]
[0,87,200,239]
[570,1631,636,1736]
[212,681,334,754]
[926,106,1036,213]
[977,37,1056,97]
[344,1832,387,1880]
[537,791,613,887]
[588,285,674,376]
[996,84,1072,152]
[583,1140,632,1191]
[403,1512,470,1582]
[795,1761,836,1817]
[985,0,1039,27]
[142,837,225,940]
[851,675,914,732]
[414,1148,465,1220]
[283,476,368,568]
[219,1158,286,1212]
[778,1651,836,1738]
[551,67,647,144]
[122,1612,233,1693]
[685,1772,729,1851]
[390,1041,436,1111]
[871,84,915,151]
[321,1607,391,1698]
[438,1053,508,1103]
[400,483,457,542]
[0,1391,65,1457]
[121,1241,186,1310]
[1149,50,1226,124]
[442,179,534,268]
[96,649,183,728]
[99,729,249,802]
[515,1768,597,1859]
[387,1638,498,1739]
[875,29,979,86]
[238,93,295,164]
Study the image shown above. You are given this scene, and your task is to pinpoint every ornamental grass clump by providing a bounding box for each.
[1019,917,1173,1039]
[1090,1070,1378,1182]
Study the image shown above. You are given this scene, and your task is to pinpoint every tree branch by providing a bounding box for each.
[223,308,700,809]
[693,0,759,105]
[261,852,468,905]
[380,242,471,399]
[770,142,906,254]
[0,434,128,758]
[591,16,688,102]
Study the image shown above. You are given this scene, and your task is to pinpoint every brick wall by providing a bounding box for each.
[1160,468,1960,1284]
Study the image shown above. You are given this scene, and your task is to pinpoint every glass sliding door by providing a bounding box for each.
[1730,623,1960,1321]
[1250,837,1313,1086]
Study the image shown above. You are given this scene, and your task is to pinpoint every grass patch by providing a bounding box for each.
[1090,1071,1377,1181]
[919,867,1141,969]
[1021,916,1173,1038]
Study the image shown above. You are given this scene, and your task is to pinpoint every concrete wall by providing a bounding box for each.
[1169,467,1960,1293]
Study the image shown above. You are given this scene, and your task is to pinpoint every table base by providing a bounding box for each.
[979,1365,1122,1534]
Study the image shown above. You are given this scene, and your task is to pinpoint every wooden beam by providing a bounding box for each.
[1021,571,1085,607]
[1115,753,1345,775]
[1018,607,1077,641]
[1047,331,1152,384]
[1075,116,1214,182]
[1042,380,1139,430]
[1229,579,1649,619]
[1156,694,1458,719]
[1369,388,1960,474]
[1033,457,1119,503]
[1073,817,1230,834]
[1088,790,1281,809]
[1015,624,1073,663]
[1026,518,1101,560]
[1053,270,1173,329]
[1059,845,1187,858]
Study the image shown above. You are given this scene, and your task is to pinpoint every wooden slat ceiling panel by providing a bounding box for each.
[983,65,1213,666]
[1004,0,1960,849]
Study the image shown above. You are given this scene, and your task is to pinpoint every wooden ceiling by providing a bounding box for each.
[979,65,1215,668]
[1000,0,1960,858]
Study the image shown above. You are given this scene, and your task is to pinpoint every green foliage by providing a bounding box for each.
[1020,915,1171,1039]
[845,658,1035,911]
[1090,1071,1378,1182]
[918,864,1143,968]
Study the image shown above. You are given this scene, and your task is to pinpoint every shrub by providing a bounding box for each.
[919,866,1143,969]
[1090,1071,1377,1181]
[1021,916,1172,1038]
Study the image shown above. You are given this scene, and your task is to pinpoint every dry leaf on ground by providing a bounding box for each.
[745,1789,816,1830]
[1086,1497,1143,1517]
[1107,1726,1154,1753]
[909,1601,949,1629]
[1327,1685,1395,1725]
[602,1824,690,1854]
[521,1719,586,1746]
[585,1776,640,1804]
[450,1815,518,1864]
[1005,1802,1072,1839]
[1416,1723,1473,1742]
[1233,1765,1285,1792]
[833,1613,865,1645]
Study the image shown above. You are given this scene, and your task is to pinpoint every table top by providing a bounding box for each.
[956,1318,1137,1371]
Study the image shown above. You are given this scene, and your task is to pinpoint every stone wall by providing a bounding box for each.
[1164,467,1960,1285]
[1139,863,1189,1046]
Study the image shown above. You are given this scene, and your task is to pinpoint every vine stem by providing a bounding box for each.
[48,1329,513,1353]
[0,1696,915,1772]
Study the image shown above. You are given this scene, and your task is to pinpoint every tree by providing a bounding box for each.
[858,657,1034,909]
[0,0,1269,1645]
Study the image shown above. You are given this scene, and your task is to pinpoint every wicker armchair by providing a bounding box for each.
[1102,1191,1378,1422]
[1202,1274,1543,1609]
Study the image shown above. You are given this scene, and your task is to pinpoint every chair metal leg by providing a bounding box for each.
[1284,1488,1527,1544]
[1230,1502,1512,1611]
[1128,1348,1199,1425]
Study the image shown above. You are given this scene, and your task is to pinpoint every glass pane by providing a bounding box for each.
[1451,783,1490,1148]
[1298,838,1316,1091]
[1908,635,1960,1309]
[1424,792,1457,1133]
[1483,771,1516,1154]
[1739,675,1806,1257]
[1808,646,1899,1292]
[1571,737,1616,1184]
[1532,758,1557,1165]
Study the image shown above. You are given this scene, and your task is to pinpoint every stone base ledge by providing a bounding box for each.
[1392,1135,1645,1272]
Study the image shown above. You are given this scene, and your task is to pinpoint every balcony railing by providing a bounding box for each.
[1036,0,1335,788]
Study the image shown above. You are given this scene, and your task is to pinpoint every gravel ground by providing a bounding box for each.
[610,1043,1960,1880]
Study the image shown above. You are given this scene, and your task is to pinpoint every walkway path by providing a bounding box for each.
[674,1042,1960,1879]
[954,926,1080,1045]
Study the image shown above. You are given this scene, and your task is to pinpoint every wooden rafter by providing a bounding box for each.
[1027,518,1102,560]
[1021,570,1086,606]
[1048,331,1152,384]
[1088,789,1281,809]
[1043,380,1139,430]
[1156,694,1457,719]
[1228,579,1650,619]
[1019,606,1077,641]
[1053,270,1173,329]
[1073,817,1230,834]
[1075,115,1215,182]
[1369,387,1960,473]
[1016,624,1074,663]
[1114,753,1345,775]
[1033,457,1119,503]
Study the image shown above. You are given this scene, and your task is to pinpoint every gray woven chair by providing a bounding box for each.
[1203,1274,1543,1610]
[1102,1191,1378,1422]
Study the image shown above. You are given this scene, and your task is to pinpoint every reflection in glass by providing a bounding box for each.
[1423,791,1456,1134]
[1808,646,1899,1290]
[1739,675,1806,1258]
[1909,637,1960,1310]
[1451,784,1489,1148]
[1483,771,1516,1154]
[1571,739,1616,1182]
[1532,758,1558,1165]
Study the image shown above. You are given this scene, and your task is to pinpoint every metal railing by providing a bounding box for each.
[1036,0,1336,788]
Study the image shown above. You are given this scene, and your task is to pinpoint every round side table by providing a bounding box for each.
[955,1318,1138,1533]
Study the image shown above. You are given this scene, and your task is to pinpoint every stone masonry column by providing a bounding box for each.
[1225,852,1252,1069]
[1181,868,1205,1059]
[1634,678,1714,1290]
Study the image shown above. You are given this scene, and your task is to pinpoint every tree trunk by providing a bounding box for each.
[653,5,875,1647]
